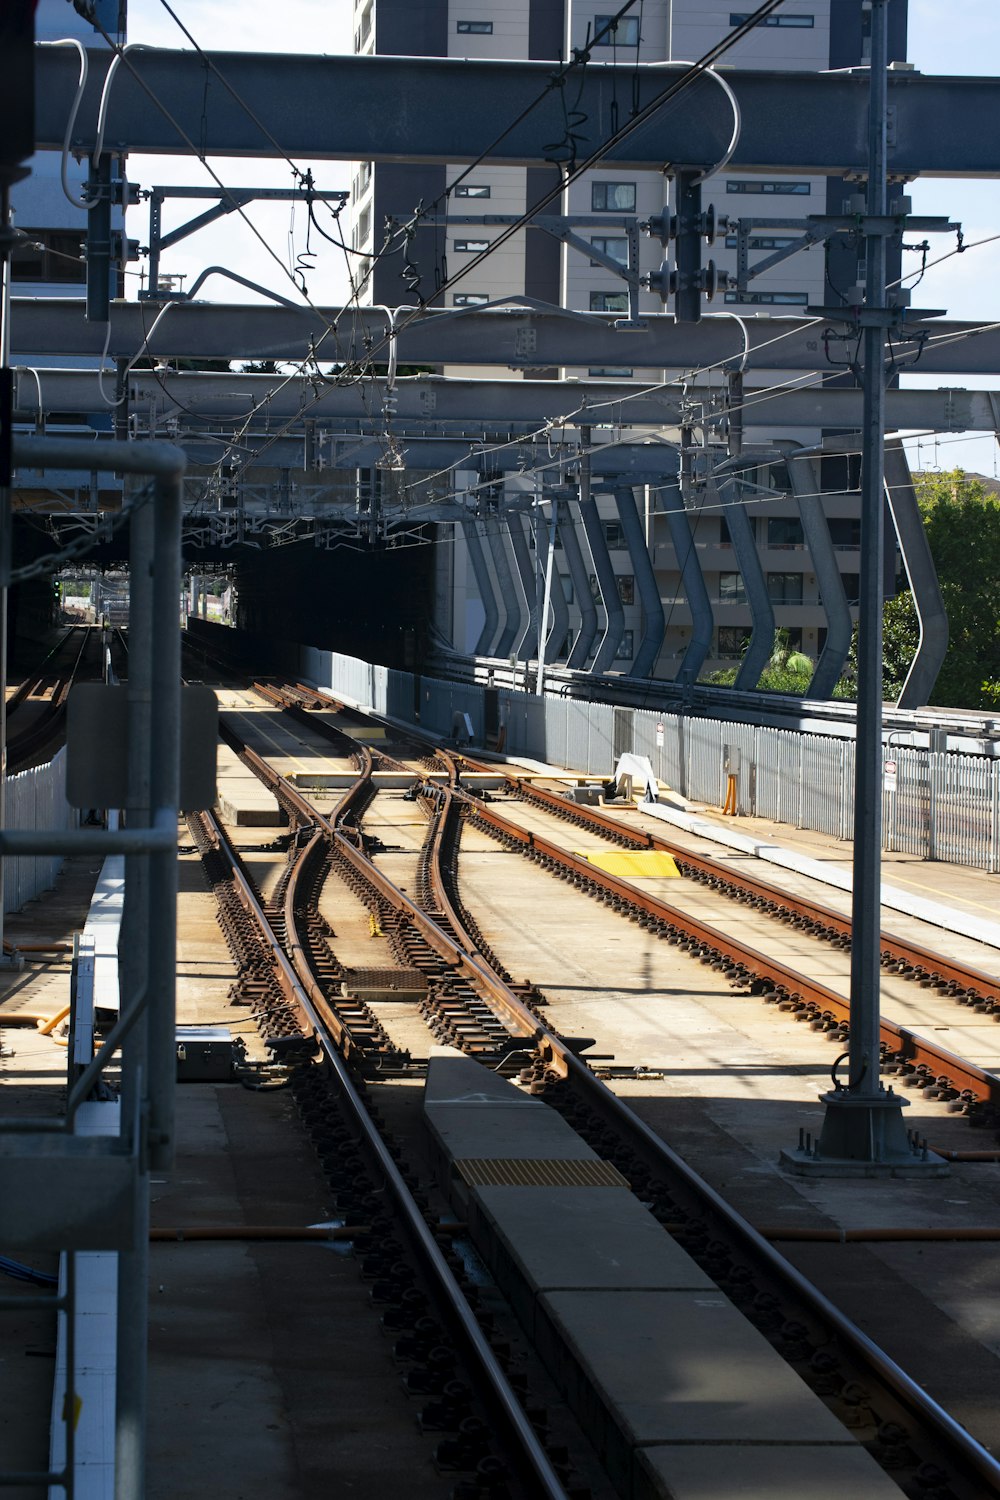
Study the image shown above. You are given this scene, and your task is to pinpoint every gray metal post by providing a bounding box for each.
[782,0,943,1176]
[0,182,11,952]
[147,470,181,1172]
[115,492,154,1500]
[536,495,558,697]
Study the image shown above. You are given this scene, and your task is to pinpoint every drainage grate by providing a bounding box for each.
[346,966,429,997]
[455,1158,629,1188]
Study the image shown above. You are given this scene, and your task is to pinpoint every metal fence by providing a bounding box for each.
[308,647,1000,873]
[4,750,77,913]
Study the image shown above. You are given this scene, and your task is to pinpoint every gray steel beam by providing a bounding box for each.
[13,301,1000,376]
[659,481,714,686]
[33,47,1000,177]
[507,512,538,661]
[580,494,625,673]
[561,498,599,671]
[725,478,777,692]
[614,484,665,678]
[782,448,854,700]
[19,368,1000,431]
[484,516,520,659]
[461,517,499,656]
[537,511,570,663]
[884,441,949,709]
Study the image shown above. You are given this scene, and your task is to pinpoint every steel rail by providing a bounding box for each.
[417,785,1000,1498]
[459,789,1000,1108]
[6,625,94,773]
[238,687,1000,1494]
[260,686,1000,1101]
[197,772,570,1498]
[488,769,1000,1009]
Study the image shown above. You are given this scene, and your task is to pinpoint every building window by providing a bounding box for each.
[590,290,630,313]
[590,236,629,267]
[828,517,861,550]
[767,517,804,549]
[457,20,493,33]
[615,630,635,660]
[354,1,372,49]
[724,290,809,306]
[357,206,371,247]
[730,11,814,25]
[594,14,640,45]
[560,575,574,604]
[726,180,811,195]
[453,293,490,306]
[767,572,803,606]
[10,229,85,284]
[604,521,627,549]
[589,573,602,603]
[718,571,746,604]
[718,626,751,659]
[617,574,635,606]
[592,181,636,212]
[724,234,800,251]
[588,367,634,378]
[455,184,491,199]
[454,239,490,253]
[840,572,861,605]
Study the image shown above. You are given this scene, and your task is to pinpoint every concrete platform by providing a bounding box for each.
[633,1442,904,1500]
[536,1288,885,1497]
[215,743,284,827]
[423,1055,899,1500]
[423,1050,601,1180]
[466,1185,713,1339]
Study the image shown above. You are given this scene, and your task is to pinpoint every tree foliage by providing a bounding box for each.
[914,469,1000,709]
[833,469,1000,709]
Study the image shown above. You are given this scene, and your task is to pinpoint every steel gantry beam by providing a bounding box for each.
[12,300,1000,376]
[32,47,1000,178]
[13,369,1000,435]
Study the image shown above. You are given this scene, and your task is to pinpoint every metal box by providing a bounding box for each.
[175,1026,240,1083]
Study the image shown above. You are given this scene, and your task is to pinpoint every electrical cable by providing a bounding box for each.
[43,39,102,211]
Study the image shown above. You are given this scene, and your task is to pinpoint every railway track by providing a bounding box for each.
[188,686,1000,1498]
[5,625,96,773]
[261,681,1000,1128]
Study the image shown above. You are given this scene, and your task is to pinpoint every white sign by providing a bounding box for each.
[656,721,664,747]
[883,757,898,792]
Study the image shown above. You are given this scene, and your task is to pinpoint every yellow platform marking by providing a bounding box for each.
[579,850,680,878]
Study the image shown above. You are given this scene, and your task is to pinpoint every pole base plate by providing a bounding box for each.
[781,1088,950,1178]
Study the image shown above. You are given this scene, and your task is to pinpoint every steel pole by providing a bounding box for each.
[783,0,943,1175]
[849,0,890,1102]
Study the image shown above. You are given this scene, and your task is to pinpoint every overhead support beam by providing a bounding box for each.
[18,369,1000,432]
[461,517,499,657]
[33,47,1000,177]
[781,446,854,700]
[561,495,599,672]
[13,301,1000,377]
[883,441,949,709]
[724,476,777,692]
[614,484,666,679]
[507,512,538,664]
[658,481,714,687]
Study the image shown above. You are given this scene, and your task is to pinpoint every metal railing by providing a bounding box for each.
[302,645,1000,874]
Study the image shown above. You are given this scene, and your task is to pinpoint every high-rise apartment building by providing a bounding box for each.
[349,0,908,683]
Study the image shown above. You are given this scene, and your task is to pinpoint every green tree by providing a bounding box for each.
[834,470,1000,709]
[915,469,1000,709]
[836,588,919,702]
[704,629,814,694]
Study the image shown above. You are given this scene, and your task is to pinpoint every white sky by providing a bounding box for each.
[121,0,1000,475]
